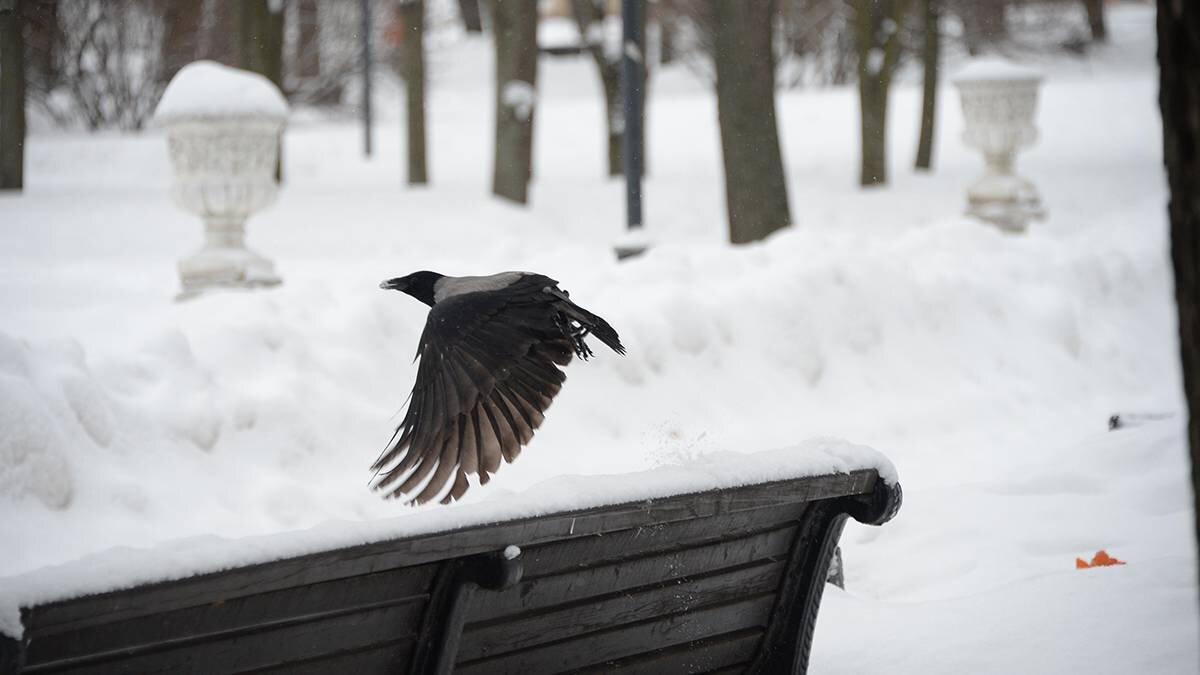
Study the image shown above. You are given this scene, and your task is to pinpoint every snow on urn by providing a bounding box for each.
[953,57,1045,233]
[154,61,288,297]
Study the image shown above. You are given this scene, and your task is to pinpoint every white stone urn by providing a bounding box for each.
[953,57,1045,233]
[154,61,288,297]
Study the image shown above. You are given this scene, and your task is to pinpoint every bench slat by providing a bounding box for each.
[25,563,435,664]
[460,558,784,661]
[466,523,795,623]
[518,501,807,580]
[577,627,764,674]
[246,637,415,675]
[455,594,777,675]
[24,600,423,674]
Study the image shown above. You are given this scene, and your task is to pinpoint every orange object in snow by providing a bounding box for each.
[1076,549,1126,568]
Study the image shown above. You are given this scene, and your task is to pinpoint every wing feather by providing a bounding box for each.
[413,431,459,504]
[372,280,620,503]
[471,409,491,484]
[477,403,503,477]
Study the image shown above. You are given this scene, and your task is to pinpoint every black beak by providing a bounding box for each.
[380,278,405,291]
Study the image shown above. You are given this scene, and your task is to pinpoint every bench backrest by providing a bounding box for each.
[0,469,900,674]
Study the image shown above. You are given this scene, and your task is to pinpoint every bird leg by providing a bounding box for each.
[572,323,595,360]
[555,312,594,360]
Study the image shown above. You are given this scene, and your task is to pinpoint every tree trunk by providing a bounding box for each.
[198,0,235,66]
[659,14,675,65]
[236,0,285,181]
[22,0,55,95]
[958,0,1006,55]
[458,0,483,33]
[572,0,647,178]
[297,0,320,79]
[1083,0,1106,43]
[490,0,538,204]
[604,68,621,177]
[161,0,203,84]
[0,0,25,191]
[399,0,427,185]
[710,0,790,244]
[1158,0,1200,597]
[572,0,620,177]
[915,0,939,171]
[854,0,907,186]
[859,76,888,185]
[236,0,285,90]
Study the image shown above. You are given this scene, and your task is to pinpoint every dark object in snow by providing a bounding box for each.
[0,469,902,674]
[1107,412,1174,431]
[374,271,625,504]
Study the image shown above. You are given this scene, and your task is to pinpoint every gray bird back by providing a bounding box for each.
[433,271,527,303]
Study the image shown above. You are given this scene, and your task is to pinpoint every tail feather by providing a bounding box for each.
[544,288,625,356]
[573,308,625,355]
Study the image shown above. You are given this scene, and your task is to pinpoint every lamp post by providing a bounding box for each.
[614,0,646,260]
[362,0,374,157]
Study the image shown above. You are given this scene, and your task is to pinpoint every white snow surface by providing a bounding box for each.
[0,4,1195,670]
[154,60,289,123]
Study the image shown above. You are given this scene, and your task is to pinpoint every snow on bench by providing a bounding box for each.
[0,439,900,674]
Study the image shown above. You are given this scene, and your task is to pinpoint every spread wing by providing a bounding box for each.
[371,277,574,504]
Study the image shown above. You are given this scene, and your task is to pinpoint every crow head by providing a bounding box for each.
[380,271,444,307]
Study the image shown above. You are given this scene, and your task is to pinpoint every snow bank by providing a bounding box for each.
[0,438,893,639]
[154,61,288,123]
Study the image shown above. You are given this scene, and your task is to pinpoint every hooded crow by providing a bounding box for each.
[373,271,625,504]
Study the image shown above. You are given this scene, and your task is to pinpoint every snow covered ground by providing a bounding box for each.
[0,2,1195,671]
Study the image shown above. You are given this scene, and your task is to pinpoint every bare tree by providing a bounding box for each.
[490,0,538,204]
[571,0,646,177]
[236,0,284,91]
[853,0,909,186]
[0,0,25,191]
[296,0,321,80]
[161,0,203,84]
[288,2,379,107]
[657,0,676,64]
[915,0,939,171]
[458,0,483,33]
[780,0,856,87]
[1082,0,1105,42]
[710,0,790,243]
[236,0,284,180]
[40,0,169,130]
[956,0,1006,55]
[397,0,427,184]
[1158,0,1200,594]
[197,0,234,66]
[22,0,55,95]
[571,0,621,176]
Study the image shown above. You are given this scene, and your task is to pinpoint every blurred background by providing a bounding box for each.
[1,1,1197,672]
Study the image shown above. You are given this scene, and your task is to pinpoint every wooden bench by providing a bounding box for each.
[0,469,901,674]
